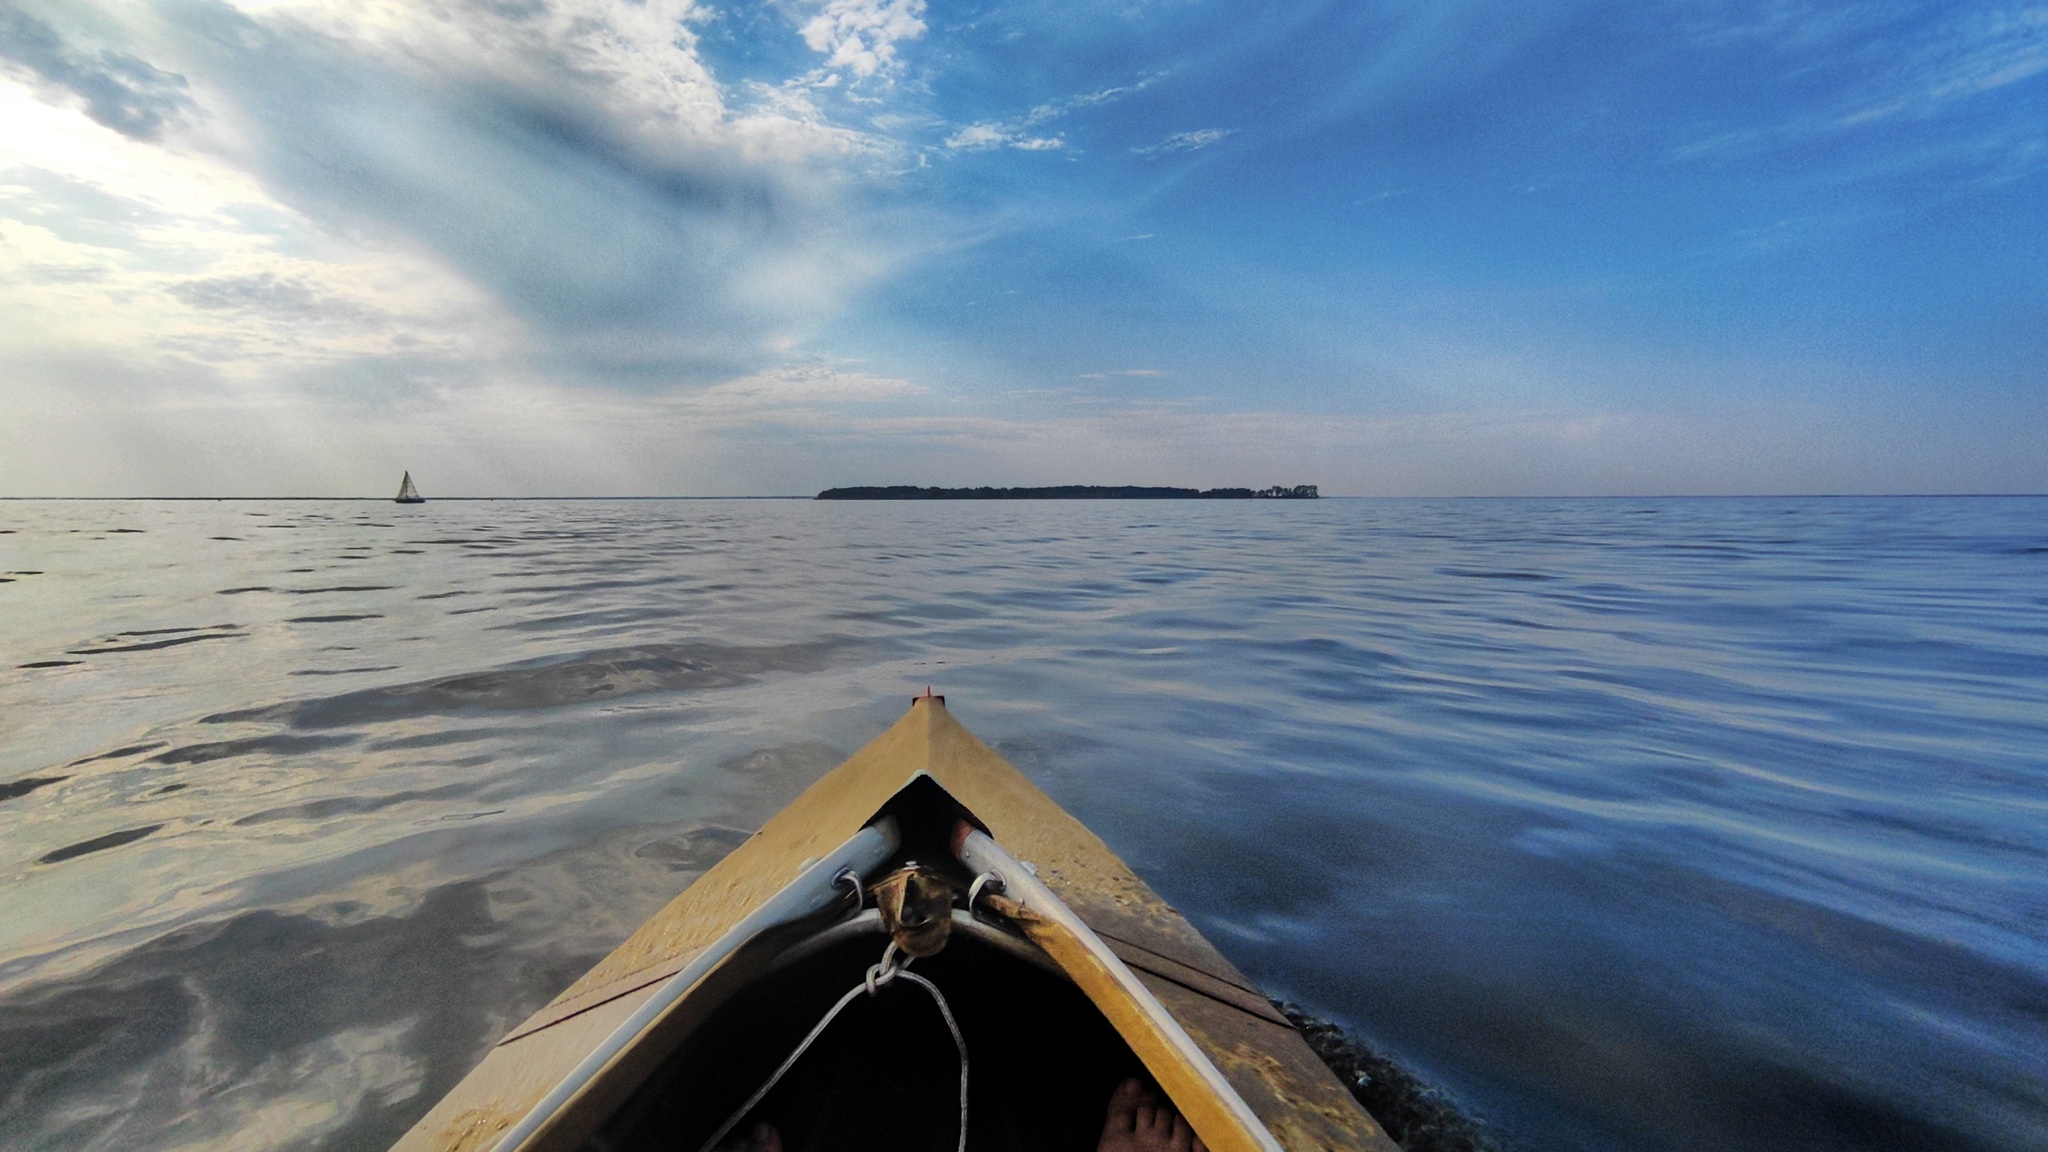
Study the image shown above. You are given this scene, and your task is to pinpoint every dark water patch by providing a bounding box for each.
[0,577,13,583]
[835,602,987,627]
[488,606,688,631]
[391,549,425,555]
[631,826,751,872]
[210,536,242,540]
[148,733,356,766]
[1273,636,1403,671]
[69,627,243,654]
[1693,1058,1998,1152]
[417,590,471,600]
[18,659,82,669]
[232,782,479,826]
[365,728,505,752]
[1279,1004,1497,1152]
[448,606,498,615]
[416,809,504,824]
[1435,568,1554,581]
[285,614,385,624]
[218,586,273,594]
[38,825,165,864]
[1662,542,1751,554]
[69,742,167,765]
[496,573,698,596]
[289,666,402,677]
[108,528,145,534]
[283,585,395,595]
[1,776,70,802]
[154,783,187,795]
[202,641,856,730]
[827,608,938,628]
[118,626,229,638]
[10,570,42,575]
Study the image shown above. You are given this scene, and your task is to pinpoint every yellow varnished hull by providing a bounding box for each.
[393,697,1394,1152]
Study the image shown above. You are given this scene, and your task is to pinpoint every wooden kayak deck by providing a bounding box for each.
[393,697,1396,1152]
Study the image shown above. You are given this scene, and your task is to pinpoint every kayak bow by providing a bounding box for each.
[392,696,1394,1152]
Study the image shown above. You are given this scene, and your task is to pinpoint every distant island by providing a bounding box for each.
[816,485,1319,500]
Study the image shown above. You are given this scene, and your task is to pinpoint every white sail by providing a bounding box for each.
[395,471,424,503]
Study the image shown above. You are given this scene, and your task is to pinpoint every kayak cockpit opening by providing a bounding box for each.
[585,885,1147,1152]
[581,774,1168,1152]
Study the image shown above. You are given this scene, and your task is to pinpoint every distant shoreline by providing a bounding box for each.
[815,485,1321,500]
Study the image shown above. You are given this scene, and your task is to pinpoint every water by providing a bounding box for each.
[2,497,2044,1152]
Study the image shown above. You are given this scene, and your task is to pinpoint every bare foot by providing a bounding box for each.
[1099,1078,1209,1152]
[714,1121,780,1152]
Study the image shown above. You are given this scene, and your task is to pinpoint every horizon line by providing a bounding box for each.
[3,493,2046,502]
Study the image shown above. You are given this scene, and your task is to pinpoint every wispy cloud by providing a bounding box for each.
[1133,128,1234,156]
[168,273,384,325]
[941,74,1163,152]
[678,364,926,416]
[1672,2,2048,177]
[1078,368,1164,380]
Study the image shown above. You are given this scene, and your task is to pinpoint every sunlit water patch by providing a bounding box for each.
[1,497,2044,1151]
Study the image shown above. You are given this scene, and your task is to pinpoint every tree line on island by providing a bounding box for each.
[815,485,1319,500]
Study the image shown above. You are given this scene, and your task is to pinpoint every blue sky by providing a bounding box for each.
[1,0,2042,495]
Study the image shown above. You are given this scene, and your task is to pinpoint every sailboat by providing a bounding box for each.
[395,472,425,504]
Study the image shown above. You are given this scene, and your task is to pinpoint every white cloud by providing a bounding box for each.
[0,0,933,423]
[799,0,928,79]
[0,79,501,377]
[1134,128,1234,156]
[943,123,1011,151]
[0,0,969,497]
[942,122,1064,152]
[238,0,730,148]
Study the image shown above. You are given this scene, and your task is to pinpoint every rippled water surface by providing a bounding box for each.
[3,497,2045,1152]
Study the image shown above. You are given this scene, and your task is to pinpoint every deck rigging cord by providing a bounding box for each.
[694,939,969,1152]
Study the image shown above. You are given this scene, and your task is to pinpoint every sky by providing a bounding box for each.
[0,0,2043,497]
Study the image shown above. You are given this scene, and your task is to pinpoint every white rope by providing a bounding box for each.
[895,969,969,1152]
[965,871,1003,915]
[694,942,968,1152]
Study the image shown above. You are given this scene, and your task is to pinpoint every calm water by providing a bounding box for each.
[2,497,2044,1152]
